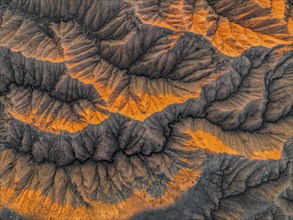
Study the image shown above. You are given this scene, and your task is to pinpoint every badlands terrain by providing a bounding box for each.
[0,0,292,219]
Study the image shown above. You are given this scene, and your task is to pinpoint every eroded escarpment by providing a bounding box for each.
[1,43,292,219]
[0,0,292,219]
[132,143,293,220]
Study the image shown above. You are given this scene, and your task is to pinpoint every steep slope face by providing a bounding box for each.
[132,144,293,220]
[0,0,292,219]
